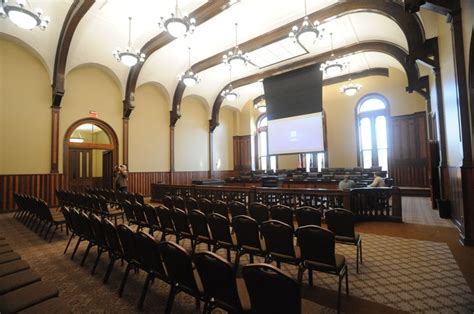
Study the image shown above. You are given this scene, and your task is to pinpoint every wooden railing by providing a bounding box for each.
[151,184,402,222]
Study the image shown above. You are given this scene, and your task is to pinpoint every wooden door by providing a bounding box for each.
[69,148,93,192]
[102,150,113,189]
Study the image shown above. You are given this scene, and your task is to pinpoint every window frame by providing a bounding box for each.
[256,114,277,171]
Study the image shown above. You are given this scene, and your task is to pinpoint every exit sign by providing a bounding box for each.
[89,111,98,118]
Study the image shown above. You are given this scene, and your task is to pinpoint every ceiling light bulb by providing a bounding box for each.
[166,20,188,38]
[8,9,39,29]
[120,53,139,67]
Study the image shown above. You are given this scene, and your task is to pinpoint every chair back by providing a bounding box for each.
[134,193,145,205]
[188,210,210,239]
[162,195,174,210]
[79,211,95,241]
[325,208,356,239]
[90,214,108,247]
[171,208,191,235]
[261,220,295,258]
[295,225,336,268]
[249,202,269,225]
[228,201,247,218]
[212,200,228,217]
[135,231,166,275]
[270,205,294,229]
[160,241,197,291]
[122,200,136,223]
[143,204,160,227]
[117,224,137,263]
[103,219,123,257]
[243,264,301,314]
[156,205,174,232]
[185,197,199,211]
[207,213,233,245]
[232,215,262,250]
[132,203,147,225]
[198,198,213,215]
[194,252,242,311]
[173,196,186,211]
[295,206,322,227]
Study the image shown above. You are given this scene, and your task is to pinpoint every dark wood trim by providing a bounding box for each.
[50,107,60,173]
[123,0,230,118]
[323,68,389,86]
[51,0,95,107]
[212,41,414,127]
[63,118,119,190]
[68,143,114,150]
[169,126,175,184]
[122,117,129,166]
[208,127,214,178]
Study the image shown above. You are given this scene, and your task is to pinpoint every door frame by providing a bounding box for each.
[64,118,119,190]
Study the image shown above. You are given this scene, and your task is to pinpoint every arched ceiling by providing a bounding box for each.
[0,0,436,115]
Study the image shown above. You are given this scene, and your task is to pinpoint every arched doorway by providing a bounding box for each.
[64,118,118,191]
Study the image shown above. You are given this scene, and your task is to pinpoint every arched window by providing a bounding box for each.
[356,94,389,170]
[257,115,276,171]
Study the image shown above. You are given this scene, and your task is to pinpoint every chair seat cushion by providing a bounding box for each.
[0,246,13,255]
[0,260,30,277]
[19,297,71,314]
[0,252,21,264]
[0,281,59,313]
[0,269,42,295]
[335,233,360,244]
[304,254,346,273]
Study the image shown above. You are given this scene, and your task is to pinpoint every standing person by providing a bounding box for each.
[116,164,129,193]
[338,175,356,190]
[368,172,386,187]
[113,165,120,191]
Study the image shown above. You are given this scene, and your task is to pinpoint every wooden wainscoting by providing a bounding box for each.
[448,166,463,231]
[128,172,170,197]
[0,174,65,211]
[390,163,430,187]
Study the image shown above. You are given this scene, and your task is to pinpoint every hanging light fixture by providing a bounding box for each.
[320,32,346,76]
[221,67,238,101]
[340,62,362,96]
[223,23,250,68]
[159,0,196,38]
[289,0,323,47]
[113,17,145,67]
[178,47,200,87]
[0,0,50,30]
[253,98,266,113]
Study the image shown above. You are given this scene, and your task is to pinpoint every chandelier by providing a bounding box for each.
[253,98,266,113]
[159,0,196,38]
[113,17,145,67]
[289,0,323,47]
[221,68,238,101]
[223,23,249,68]
[179,47,200,87]
[340,62,362,96]
[0,0,49,30]
[320,32,346,76]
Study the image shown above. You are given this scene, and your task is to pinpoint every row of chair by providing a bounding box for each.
[61,207,305,313]
[86,188,145,206]
[13,194,66,242]
[0,236,69,313]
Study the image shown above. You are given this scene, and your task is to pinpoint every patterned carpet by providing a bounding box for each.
[1,213,473,313]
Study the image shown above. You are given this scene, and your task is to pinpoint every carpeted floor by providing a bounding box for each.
[1,212,473,313]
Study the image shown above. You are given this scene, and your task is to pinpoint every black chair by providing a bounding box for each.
[135,231,169,310]
[243,263,301,314]
[261,220,299,268]
[134,193,145,205]
[171,208,194,246]
[61,207,76,255]
[143,204,161,235]
[117,224,140,297]
[69,209,87,261]
[228,201,247,219]
[173,196,187,211]
[194,251,243,313]
[198,198,213,216]
[188,210,213,251]
[207,213,237,262]
[160,241,204,313]
[185,197,199,211]
[122,200,137,226]
[155,205,175,241]
[295,206,322,227]
[102,219,124,284]
[295,225,348,313]
[162,195,174,210]
[325,208,362,273]
[131,202,149,231]
[270,205,294,230]
[232,215,266,269]
[89,214,109,275]
[212,200,229,218]
[248,202,269,226]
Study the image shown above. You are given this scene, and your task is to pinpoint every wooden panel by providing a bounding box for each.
[128,172,170,197]
[448,166,463,230]
[390,112,429,187]
[0,174,65,211]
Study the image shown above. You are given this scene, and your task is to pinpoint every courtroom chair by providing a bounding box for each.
[243,263,301,314]
[295,225,348,314]
[185,197,199,211]
[162,195,174,210]
[142,204,161,235]
[212,200,229,218]
[188,210,213,252]
[102,219,125,284]
[232,215,266,270]
[228,201,248,219]
[198,198,213,216]
[78,212,97,267]
[160,241,204,313]
[207,213,237,262]
[194,251,244,313]
[173,195,187,211]
[122,200,137,226]
[269,205,295,230]
[131,202,149,231]
[248,202,269,227]
[61,207,76,255]
[295,206,322,227]
[155,205,175,241]
[325,208,362,273]
[171,208,194,247]
[261,220,300,268]
[89,214,109,275]
[134,193,145,205]
[117,224,140,297]
[69,209,88,261]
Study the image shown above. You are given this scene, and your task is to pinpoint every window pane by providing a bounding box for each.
[259,131,267,156]
[70,123,110,144]
[270,156,277,171]
[258,117,267,128]
[317,153,325,172]
[305,153,311,172]
[362,150,372,168]
[360,118,372,150]
[378,149,388,171]
[260,157,267,170]
[375,116,387,149]
[359,98,386,113]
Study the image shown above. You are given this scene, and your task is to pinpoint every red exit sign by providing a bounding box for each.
[89,111,98,118]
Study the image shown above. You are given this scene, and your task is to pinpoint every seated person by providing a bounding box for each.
[368,172,386,187]
[338,175,356,190]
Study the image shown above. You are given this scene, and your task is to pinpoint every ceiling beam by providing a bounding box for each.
[404,0,460,15]
[210,41,419,129]
[123,0,230,118]
[172,0,426,126]
[51,0,95,107]
[322,67,389,86]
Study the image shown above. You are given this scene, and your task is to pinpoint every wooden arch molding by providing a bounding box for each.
[210,40,418,129]
[172,0,426,126]
[63,118,119,189]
